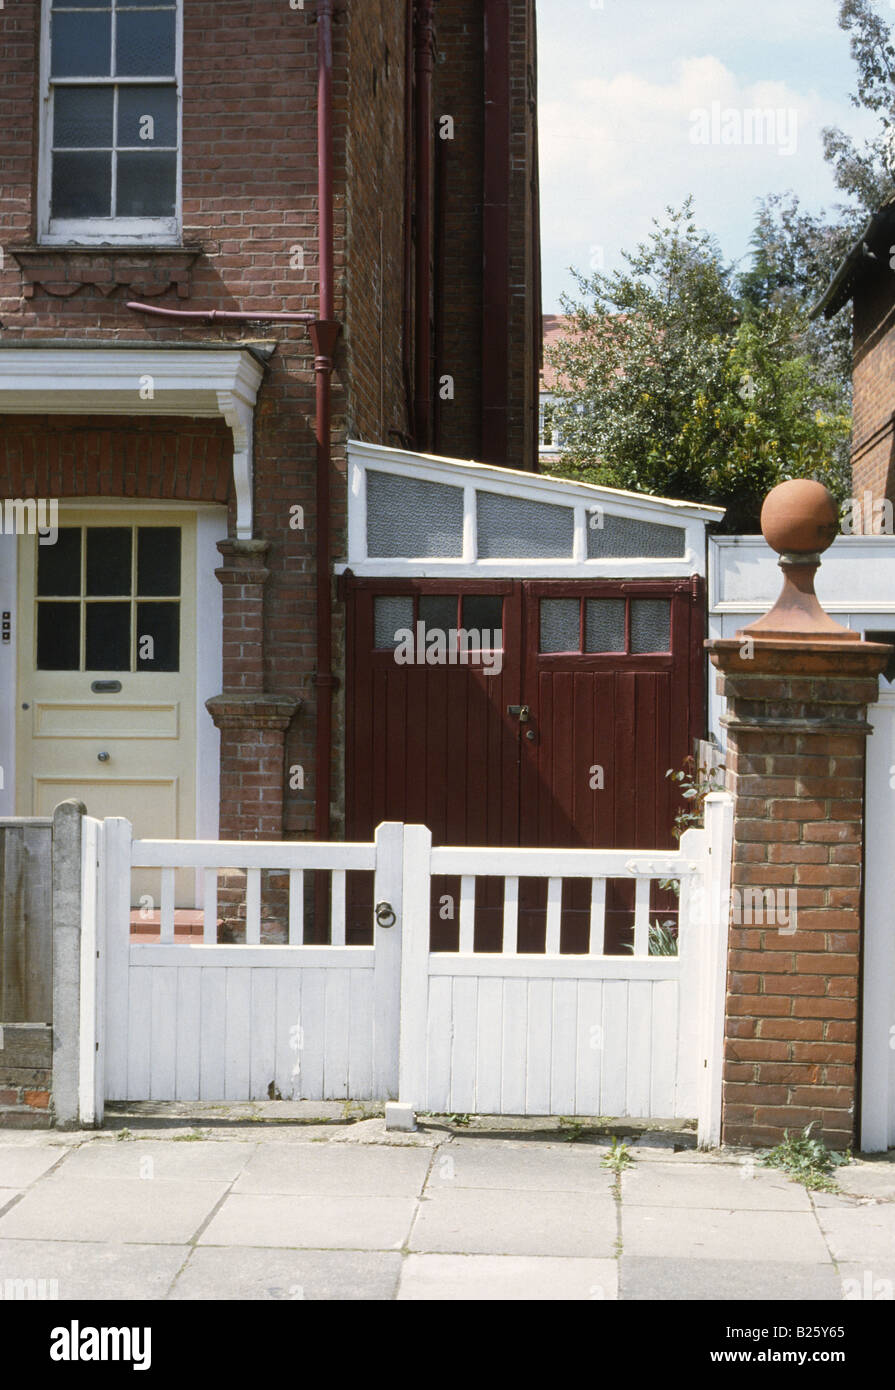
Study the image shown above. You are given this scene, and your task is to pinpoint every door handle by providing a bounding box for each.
[507,705,531,723]
[97,751,110,762]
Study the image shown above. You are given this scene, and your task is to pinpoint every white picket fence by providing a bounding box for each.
[78,795,733,1145]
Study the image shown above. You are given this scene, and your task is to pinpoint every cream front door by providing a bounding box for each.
[16,509,197,899]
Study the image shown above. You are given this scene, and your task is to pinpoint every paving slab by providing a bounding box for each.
[837,1263,895,1300]
[53,1138,257,1183]
[0,1189,22,1217]
[397,1253,618,1300]
[620,1257,842,1301]
[426,1138,614,1193]
[835,1164,895,1201]
[0,1239,188,1300]
[410,1186,617,1257]
[621,1206,831,1263]
[233,1142,431,1197]
[0,1176,229,1244]
[814,1203,895,1263]
[199,1193,417,1251]
[0,1147,65,1186]
[171,1246,402,1300]
[621,1161,811,1210]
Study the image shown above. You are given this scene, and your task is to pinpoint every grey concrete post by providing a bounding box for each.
[51,800,86,1129]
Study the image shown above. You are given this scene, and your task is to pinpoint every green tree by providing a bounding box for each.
[822,0,895,212]
[547,202,851,532]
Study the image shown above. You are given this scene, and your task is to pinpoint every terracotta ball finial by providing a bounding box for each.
[760,479,840,558]
[740,477,857,643]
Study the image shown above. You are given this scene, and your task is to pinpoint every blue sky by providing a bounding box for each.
[538,0,883,310]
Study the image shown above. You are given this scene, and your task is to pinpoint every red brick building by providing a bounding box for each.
[813,193,895,517]
[0,0,542,866]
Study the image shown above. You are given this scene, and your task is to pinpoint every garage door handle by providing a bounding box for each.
[91,680,121,693]
[97,751,110,762]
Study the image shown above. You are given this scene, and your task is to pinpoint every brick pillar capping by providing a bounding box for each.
[706,637,891,1150]
[207,538,301,844]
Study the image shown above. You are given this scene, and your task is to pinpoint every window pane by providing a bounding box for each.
[53,87,114,148]
[52,152,112,218]
[366,472,464,558]
[136,603,179,671]
[52,1,110,7]
[539,599,580,653]
[86,603,131,670]
[631,599,671,653]
[587,513,686,560]
[51,13,112,77]
[373,596,413,649]
[461,595,503,636]
[116,151,176,217]
[585,599,626,652]
[477,492,574,559]
[115,10,176,76]
[419,595,457,636]
[86,528,132,596]
[37,604,79,670]
[37,528,81,596]
[117,85,178,146]
[137,528,181,596]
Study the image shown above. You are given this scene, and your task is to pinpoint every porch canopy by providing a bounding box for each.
[0,341,274,539]
[340,440,725,578]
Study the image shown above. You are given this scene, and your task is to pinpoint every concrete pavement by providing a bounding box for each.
[0,1106,892,1300]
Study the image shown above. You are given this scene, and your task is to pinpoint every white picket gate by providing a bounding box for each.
[79,795,733,1143]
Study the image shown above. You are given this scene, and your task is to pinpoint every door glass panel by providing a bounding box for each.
[585,599,625,652]
[86,603,131,670]
[419,595,457,636]
[137,603,179,671]
[37,604,79,670]
[137,527,181,596]
[54,86,115,147]
[461,595,503,637]
[631,599,671,652]
[539,599,580,653]
[373,596,413,649]
[37,528,81,596]
[86,527,131,596]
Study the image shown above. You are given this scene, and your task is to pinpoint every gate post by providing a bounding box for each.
[372,822,404,1100]
[707,481,891,1149]
[51,800,86,1129]
[390,824,432,1129]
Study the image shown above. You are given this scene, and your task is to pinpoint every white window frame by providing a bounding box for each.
[38,0,183,246]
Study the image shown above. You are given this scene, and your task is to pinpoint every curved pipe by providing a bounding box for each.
[126,301,316,323]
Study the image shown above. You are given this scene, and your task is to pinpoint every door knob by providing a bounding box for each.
[97,751,110,762]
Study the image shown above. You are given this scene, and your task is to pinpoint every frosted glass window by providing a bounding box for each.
[374,597,413,649]
[419,595,457,634]
[540,600,580,653]
[585,599,625,652]
[477,492,574,558]
[631,599,671,652]
[366,472,464,558]
[587,514,686,559]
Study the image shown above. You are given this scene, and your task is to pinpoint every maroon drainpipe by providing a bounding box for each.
[313,0,341,898]
[126,302,316,323]
[481,0,510,465]
[414,0,435,453]
[401,0,416,444]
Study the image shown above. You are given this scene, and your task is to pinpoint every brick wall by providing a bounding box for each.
[850,269,895,517]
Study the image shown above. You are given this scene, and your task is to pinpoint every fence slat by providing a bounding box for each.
[245,869,261,945]
[633,877,650,956]
[160,867,175,943]
[203,870,218,945]
[288,869,304,945]
[546,878,562,954]
[588,878,606,956]
[330,870,346,946]
[459,876,476,953]
[503,876,519,955]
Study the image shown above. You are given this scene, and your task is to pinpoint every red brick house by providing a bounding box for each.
[0,0,542,870]
[812,193,895,517]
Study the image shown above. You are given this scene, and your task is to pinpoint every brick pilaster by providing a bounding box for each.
[707,641,888,1149]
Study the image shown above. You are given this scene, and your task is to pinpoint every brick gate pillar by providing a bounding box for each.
[706,482,891,1150]
[206,539,301,841]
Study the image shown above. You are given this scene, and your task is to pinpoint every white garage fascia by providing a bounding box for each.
[0,345,269,540]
